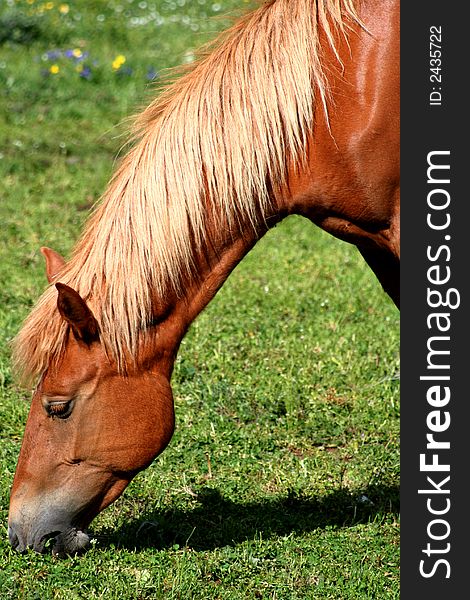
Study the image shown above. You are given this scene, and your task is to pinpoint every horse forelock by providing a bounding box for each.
[13,0,360,385]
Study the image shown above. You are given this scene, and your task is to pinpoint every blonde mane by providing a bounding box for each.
[13,0,359,384]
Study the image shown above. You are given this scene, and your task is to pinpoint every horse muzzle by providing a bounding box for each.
[8,519,90,556]
[8,493,92,556]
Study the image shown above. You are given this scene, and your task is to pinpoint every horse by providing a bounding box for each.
[8,0,399,555]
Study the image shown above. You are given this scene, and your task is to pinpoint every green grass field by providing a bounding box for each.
[0,1,399,598]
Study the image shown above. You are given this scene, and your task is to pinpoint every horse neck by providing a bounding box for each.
[140,211,280,376]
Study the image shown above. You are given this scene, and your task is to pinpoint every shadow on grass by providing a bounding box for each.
[97,483,399,552]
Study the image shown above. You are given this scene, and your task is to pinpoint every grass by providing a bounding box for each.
[0,1,399,598]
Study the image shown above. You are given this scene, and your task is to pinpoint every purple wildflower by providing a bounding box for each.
[79,66,92,80]
[46,50,62,60]
[116,66,133,77]
[146,67,158,81]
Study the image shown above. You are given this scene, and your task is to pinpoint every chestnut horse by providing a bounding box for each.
[8,0,399,555]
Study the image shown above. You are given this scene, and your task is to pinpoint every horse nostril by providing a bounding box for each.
[39,530,62,553]
[8,526,19,549]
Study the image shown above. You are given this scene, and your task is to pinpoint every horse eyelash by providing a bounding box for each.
[44,399,74,418]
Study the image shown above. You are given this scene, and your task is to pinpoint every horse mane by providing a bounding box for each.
[13,0,359,385]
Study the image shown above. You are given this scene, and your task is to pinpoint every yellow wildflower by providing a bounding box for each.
[72,48,83,58]
[59,4,69,14]
[112,55,126,70]
[45,1,54,9]
[49,65,60,74]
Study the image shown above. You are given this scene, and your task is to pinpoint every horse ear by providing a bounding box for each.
[41,247,66,283]
[55,283,99,344]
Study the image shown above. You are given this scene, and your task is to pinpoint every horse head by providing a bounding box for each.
[8,250,175,555]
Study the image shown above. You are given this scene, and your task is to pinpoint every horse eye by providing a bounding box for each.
[44,398,74,419]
